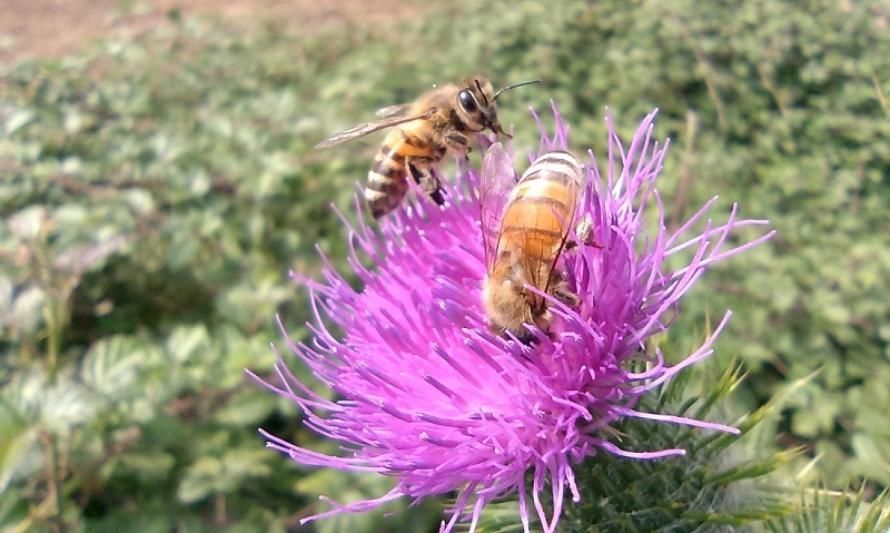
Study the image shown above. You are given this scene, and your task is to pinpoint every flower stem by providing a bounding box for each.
[41,432,63,530]
[43,302,62,382]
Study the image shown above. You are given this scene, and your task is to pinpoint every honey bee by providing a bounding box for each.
[315,76,540,219]
[480,144,587,343]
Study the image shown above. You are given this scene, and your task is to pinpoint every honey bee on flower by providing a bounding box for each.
[251,103,774,533]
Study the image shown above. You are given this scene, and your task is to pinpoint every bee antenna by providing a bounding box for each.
[493,79,542,101]
[475,79,489,105]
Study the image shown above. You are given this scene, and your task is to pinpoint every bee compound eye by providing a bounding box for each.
[458,90,478,112]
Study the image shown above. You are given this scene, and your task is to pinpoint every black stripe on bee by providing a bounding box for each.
[522,155,583,184]
[521,160,581,183]
[379,144,406,165]
[521,168,579,186]
[401,132,428,148]
[370,160,404,180]
[518,195,569,211]
[367,173,405,194]
[542,150,576,160]
[449,109,469,133]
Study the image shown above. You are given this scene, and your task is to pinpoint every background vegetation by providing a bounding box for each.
[1,0,888,530]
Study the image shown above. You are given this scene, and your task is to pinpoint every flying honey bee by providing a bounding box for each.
[315,76,540,219]
[480,144,588,343]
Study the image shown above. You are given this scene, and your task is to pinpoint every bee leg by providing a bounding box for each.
[552,285,580,307]
[456,155,470,177]
[517,314,547,346]
[445,133,471,156]
[407,158,446,206]
[576,213,595,245]
[515,329,538,346]
[549,271,580,308]
[566,213,603,250]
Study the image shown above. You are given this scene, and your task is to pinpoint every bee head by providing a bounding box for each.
[455,76,541,138]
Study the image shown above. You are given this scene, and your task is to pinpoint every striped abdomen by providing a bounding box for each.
[365,125,442,219]
[496,150,585,286]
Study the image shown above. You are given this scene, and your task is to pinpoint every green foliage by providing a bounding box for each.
[1,0,888,530]
[765,487,890,533]
[0,12,430,533]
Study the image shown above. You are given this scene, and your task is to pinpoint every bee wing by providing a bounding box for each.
[375,103,411,118]
[536,201,578,295]
[479,142,517,271]
[314,108,436,149]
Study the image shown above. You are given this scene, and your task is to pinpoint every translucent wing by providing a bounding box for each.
[523,156,585,295]
[535,202,577,295]
[479,142,517,271]
[375,103,411,118]
[314,108,436,149]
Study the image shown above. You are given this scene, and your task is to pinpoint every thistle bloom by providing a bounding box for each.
[249,104,773,532]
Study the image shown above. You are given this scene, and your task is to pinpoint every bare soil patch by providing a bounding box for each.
[0,0,421,64]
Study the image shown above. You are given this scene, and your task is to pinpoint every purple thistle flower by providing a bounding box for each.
[248,103,774,533]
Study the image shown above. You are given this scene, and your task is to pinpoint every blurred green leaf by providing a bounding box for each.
[86,503,174,533]
[177,456,224,503]
[8,206,47,240]
[850,434,890,487]
[80,335,151,400]
[178,448,273,503]
[214,390,277,427]
[100,451,176,484]
[4,108,35,135]
[165,324,210,364]
[40,377,99,433]
[0,488,31,531]
[7,286,46,336]
[0,396,37,491]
